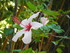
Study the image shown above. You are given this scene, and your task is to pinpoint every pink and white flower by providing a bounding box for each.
[41,17,49,25]
[12,12,43,44]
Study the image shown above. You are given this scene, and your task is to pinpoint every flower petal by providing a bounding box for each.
[22,30,32,44]
[31,22,43,30]
[12,29,25,42]
[28,12,40,22]
[41,17,49,25]
[20,19,29,28]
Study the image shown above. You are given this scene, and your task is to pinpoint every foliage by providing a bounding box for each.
[0,0,70,53]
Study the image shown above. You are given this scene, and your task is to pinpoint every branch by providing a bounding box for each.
[48,0,53,10]
[53,36,70,40]
[51,27,70,53]
[13,0,18,16]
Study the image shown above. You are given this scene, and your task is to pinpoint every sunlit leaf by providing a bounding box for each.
[56,48,63,53]
[13,49,21,52]
[26,2,36,11]
[21,48,34,53]
[0,51,8,53]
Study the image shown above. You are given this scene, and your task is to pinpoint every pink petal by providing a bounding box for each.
[41,17,49,25]
[13,16,21,24]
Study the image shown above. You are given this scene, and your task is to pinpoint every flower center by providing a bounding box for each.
[25,23,32,31]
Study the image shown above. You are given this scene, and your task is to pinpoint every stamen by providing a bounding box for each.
[25,23,32,31]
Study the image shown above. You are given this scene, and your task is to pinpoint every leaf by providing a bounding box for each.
[56,48,63,53]
[52,21,58,24]
[37,4,44,10]
[53,29,64,33]
[49,17,54,20]
[40,25,51,32]
[63,36,69,39]
[0,51,7,53]
[59,44,65,47]
[34,36,41,42]
[13,49,21,52]
[43,9,59,16]
[47,24,56,29]
[4,28,14,36]
[47,24,64,33]
[21,48,34,53]
[38,51,46,53]
[52,41,58,45]
[26,2,36,11]
[13,24,23,30]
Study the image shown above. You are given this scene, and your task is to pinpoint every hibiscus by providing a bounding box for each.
[12,12,43,44]
[41,17,49,25]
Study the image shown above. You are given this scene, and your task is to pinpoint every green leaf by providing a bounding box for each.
[37,4,44,10]
[56,48,63,53]
[53,29,64,33]
[47,24,64,33]
[26,2,36,11]
[52,41,58,45]
[43,9,59,16]
[63,36,69,39]
[47,24,56,29]
[13,24,23,30]
[59,44,65,47]
[34,36,41,42]
[38,51,46,53]
[51,21,58,24]
[49,17,54,20]
[13,49,21,52]
[0,51,8,53]
[4,28,14,35]
[40,25,51,32]
[21,48,34,53]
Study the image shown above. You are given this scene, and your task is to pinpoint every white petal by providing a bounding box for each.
[12,29,25,42]
[22,30,32,44]
[28,12,40,22]
[20,19,29,27]
[31,22,43,30]
[41,17,49,25]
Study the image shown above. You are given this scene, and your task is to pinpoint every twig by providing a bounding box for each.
[20,44,29,53]
[1,35,12,50]
[52,27,70,53]
[54,36,70,40]
[13,0,18,16]
[60,0,65,9]
[11,0,18,53]
[47,0,53,10]
[39,37,44,51]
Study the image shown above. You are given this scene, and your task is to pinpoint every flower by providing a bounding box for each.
[12,12,43,44]
[41,17,49,25]
[13,16,21,24]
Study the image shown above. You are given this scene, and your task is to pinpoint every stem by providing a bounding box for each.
[60,0,65,9]
[52,27,70,53]
[11,41,15,53]
[45,35,54,52]
[1,35,12,50]
[13,0,18,16]
[20,42,24,49]
[48,0,53,10]
[39,37,44,51]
